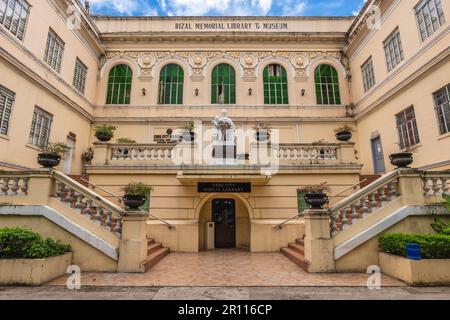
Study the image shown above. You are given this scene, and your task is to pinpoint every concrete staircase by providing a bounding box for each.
[142,238,170,272]
[281,237,309,271]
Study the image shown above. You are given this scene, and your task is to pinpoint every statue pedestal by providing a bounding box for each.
[212,142,237,165]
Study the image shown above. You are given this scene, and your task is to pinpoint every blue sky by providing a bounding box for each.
[83,0,367,17]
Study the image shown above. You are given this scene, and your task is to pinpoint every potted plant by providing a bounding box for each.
[182,121,196,142]
[81,147,94,164]
[122,182,153,210]
[389,143,416,168]
[94,125,117,142]
[37,142,70,168]
[253,123,271,142]
[298,183,330,209]
[116,137,137,144]
[334,125,355,142]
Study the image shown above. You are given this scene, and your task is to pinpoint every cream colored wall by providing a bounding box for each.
[347,0,450,174]
[0,62,92,173]
[0,215,117,272]
[335,215,450,273]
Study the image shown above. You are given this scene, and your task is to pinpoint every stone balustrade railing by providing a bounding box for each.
[1,175,30,196]
[275,144,338,161]
[111,143,176,161]
[423,172,450,198]
[0,170,125,237]
[329,170,401,234]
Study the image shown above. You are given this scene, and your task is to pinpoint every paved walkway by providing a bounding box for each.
[1,286,450,300]
[49,250,405,287]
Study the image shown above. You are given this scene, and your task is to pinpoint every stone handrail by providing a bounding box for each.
[110,143,176,161]
[329,170,401,234]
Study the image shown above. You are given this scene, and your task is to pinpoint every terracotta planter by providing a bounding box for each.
[304,192,329,209]
[336,131,352,142]
[389,152,413,168]
[123,194,147,210]
[37,153,61,168]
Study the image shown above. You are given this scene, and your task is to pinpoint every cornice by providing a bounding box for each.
[93,116,356,123]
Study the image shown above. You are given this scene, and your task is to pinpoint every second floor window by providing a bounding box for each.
[158,64,184,104]
[315,64,341,105]
[73,58,87,94]
[28,106,53,147]
[0,85,15,135]
[106,64,133,105]
[396,106,420,149]
[384,28,404,72]
[415,0,445,42]
[44,29,65,73]
[211,64,236,104]
[433,84,450,135]
[0,0,30,41]
[361,57,376,92]
[263,64,289,105]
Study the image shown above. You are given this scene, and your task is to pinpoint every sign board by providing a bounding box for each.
[198,183,251,193]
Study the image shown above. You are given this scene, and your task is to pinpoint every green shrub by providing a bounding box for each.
[122,182,153,196]
[431,218,450,235]
[116,137,136,144]
[379,233,450,259]
[0,228,70,259]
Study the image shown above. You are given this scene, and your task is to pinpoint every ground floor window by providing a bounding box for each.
[28,106,53,147]
[395,106,420,149]
[433,84,450,135]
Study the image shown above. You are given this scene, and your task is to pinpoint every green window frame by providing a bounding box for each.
[106,64,132,105]
[158,64,184,105]
[314,64,341,105]
[211,63,236,104]
[263,64,289,105]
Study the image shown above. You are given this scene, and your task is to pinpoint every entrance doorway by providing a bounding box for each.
[371,136,386,174]
[212,199,236,248]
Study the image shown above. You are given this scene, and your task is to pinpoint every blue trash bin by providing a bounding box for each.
[405,243,421,260]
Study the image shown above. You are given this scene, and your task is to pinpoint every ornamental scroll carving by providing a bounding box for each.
[104,50,343,82]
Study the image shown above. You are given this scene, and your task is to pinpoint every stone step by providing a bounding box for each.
[142,247,170,272]
[147,238,155,246]
[281,247,309,272]
[295,238,304,246]
[147,242,162,256]
[288,243,304,255]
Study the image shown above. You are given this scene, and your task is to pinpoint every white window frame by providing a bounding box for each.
[433,84,450,135]
[361,57,376,92]
[383,28,404,72]
[0,85,15,136]
[0,0,30,41]
[73,58,87,94]
[28,106,53,147]
[395,106,420,149]
[415,0,446,42]
[44,28,65,73]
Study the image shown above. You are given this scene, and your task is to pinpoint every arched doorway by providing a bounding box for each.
[198,194,251,251]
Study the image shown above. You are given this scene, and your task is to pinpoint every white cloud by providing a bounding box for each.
[278,0,307,16]
[85,0,158,16]
[164,0,273,16]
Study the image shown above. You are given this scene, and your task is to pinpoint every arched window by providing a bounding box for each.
[158,64,184,104]
[263,64,289,105]
[211,64,236,104]
[314,64,341,105]
[106,64,132,105]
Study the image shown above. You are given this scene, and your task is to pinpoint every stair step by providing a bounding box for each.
[295,238,304,246]
[288,243,304,255]
[147,242,162,255]
[142,247,170,272]
[281,247,309,272]
[147,238,155,246]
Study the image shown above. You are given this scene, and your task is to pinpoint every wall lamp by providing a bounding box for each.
[142,88,147,96]
[301,89,306,97]
[195,88,199,96]
[248,88,253,96]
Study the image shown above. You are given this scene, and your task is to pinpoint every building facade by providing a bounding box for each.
[0,0,449,254]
